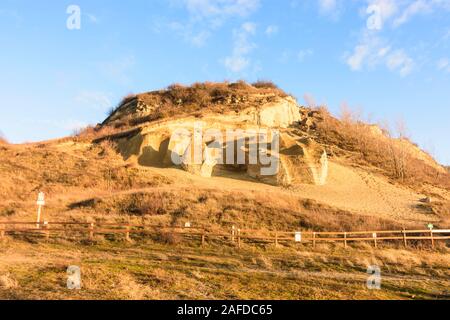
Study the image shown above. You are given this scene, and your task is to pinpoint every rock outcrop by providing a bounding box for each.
[106,83,329,186]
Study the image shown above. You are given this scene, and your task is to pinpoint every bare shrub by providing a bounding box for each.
[102,81,289,130]
[155,230,181,245]
[0,131,8,144]
[0,274,18,289]
[315,106,450,189]
[252,80,280,90]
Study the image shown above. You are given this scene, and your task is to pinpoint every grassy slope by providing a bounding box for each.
[0,239,448,300]
[0,137,449,300]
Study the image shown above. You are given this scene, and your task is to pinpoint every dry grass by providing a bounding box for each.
[314,107,450,189]
[0,132,7,145]
[103,81,288,129]
[1,93,449,300]
[66,188,413,233]
[0,240,448,300]
[0,141,172,219]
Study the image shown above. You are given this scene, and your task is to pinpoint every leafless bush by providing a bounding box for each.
[316,106,450,188]
[155,230,181,245]
[0,131,8,144]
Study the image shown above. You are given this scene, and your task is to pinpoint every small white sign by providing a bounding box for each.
[37,192,45,206]
[295,232,302,242]
[184,222,191,228]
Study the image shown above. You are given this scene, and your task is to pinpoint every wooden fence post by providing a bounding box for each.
[275,232,278,248]
[231,226,235,243]
[201,233,206,247]
[402,229,408,248]
[313,232,316,248]
[237,229,241,249]
[430,230,435,249]
[344,232,347,248]
[373,233,378,248]
[89,223,95,241]
[44,222,50,241]
[125,225,131,242]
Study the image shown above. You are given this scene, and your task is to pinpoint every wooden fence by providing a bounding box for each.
[0,221,449,249]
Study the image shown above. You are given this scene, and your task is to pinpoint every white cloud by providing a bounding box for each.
[385,49,414,76]
[86,13,99,24]
[437,58,450,72]
[319,0,337,13]
[347,45,370,71]
[223,22,257,73]
[297,49,314,62]
[318,0,344,19]
[265,25,279,36]
[364,0,450,30]
[345,34,414,76]
[168,0,260,47]
[180,0,260,21]
[169,21,211,47]
[75,91,112,110]
[393,0,431,27]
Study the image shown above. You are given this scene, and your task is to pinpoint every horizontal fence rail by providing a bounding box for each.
[0,221,449,249]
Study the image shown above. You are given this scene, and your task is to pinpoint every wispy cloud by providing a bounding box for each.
[319,0,337,14]
[98,55,136,85]
[393,0,432,27]
[167,0,260,47]
[298,49,314,62]
[345,33,414,76]
[318,0,345,20]
[265,25,279,36]
[437,58,450,72]
[223,22,257,73]
[75,91,112,111]
[86,13,99,24]
[385,49,414,76]
[365,0,450,29]
[168,21,211,47]
[179,0,260,22]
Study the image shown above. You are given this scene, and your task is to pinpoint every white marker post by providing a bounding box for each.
[36,192,45,229]
[295,232,302,243]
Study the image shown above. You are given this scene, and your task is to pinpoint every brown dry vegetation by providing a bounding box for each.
[103,81,288,129]
[68,189,408,233]
[1,82,449,300]
[0,239,448,300]
[312,107,450,190]
[0,132,7,145]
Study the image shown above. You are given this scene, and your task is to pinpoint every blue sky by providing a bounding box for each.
[0,0,449,164]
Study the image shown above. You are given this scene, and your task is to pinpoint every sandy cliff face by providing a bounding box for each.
[113,95,329,187]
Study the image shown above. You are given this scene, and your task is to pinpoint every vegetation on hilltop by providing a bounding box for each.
[0,131,7,144]
[308,107,450,190]
[103,81,288,129]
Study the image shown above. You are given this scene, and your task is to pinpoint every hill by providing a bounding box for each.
[0,81,449,300]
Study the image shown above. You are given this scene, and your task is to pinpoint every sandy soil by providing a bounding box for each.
[127,161,437,226]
